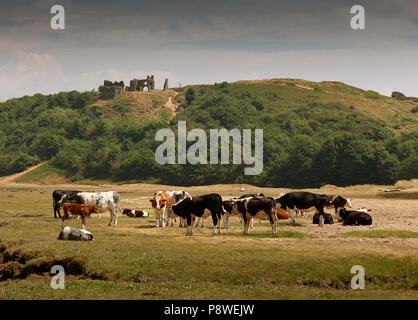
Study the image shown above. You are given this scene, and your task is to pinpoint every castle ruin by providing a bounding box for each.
[99,75,166,100]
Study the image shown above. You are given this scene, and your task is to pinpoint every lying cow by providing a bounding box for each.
[150,190,190,227]
[58,191,120,226]
[313,212,334,224]
[122,209,149,218]
[52,190,80,218]
[61,203,99,229]
[235,196,277,235]
[339,208,372,226]
[58,226,93,241]
[239,193,264,199]
[170,193,223,236]
[276,192,331,226]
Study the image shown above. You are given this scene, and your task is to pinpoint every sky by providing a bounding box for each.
[0,0,417,100]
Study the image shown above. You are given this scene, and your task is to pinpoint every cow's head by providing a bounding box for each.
[338,208,349,221]
[57,194,68,206]
[150,192,168,210]
[170,196,192,216]
[332,196,351,210]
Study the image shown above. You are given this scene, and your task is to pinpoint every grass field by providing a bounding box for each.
[0,183,417,300]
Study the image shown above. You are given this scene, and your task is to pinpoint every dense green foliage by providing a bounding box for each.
[0,83,417,187]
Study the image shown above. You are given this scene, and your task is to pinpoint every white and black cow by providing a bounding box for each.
[58,227,94,241]
[276,192,331,226]
[170,193,223,236]
[58,191,120,226]
[122,209,149,218]
[52,190,80,218]
[235,196,277,235]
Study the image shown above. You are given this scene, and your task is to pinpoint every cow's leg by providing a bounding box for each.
[242,214,250,235]
[160,207,166,227]
[201,217,205,228]
[250,218,254,229]
[108,210,114,226]
[270,211,277,234]
[223,214,229,229]
[211,211,220,235]
[287,206,296,225]
[113,209,118,226]
[81,216,86,230]
[186,215,193,236]
[194,217,200,228]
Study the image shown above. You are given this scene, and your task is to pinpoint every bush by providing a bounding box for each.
[364,90,380,99]
[392,91,406,100]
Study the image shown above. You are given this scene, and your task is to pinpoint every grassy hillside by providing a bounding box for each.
[0,79,417,187]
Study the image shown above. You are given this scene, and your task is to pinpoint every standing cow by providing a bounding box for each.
[325,195,352,213]
[170,193,223,236]
[234,196,277,235]
[150,190,190,227]
[276,192,331,226]
[58,191,120,226]
[52,190,80,218]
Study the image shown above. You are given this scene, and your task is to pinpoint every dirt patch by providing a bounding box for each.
[0,246,108,282]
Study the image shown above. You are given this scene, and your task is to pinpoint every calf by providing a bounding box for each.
[222,200,239,229]
[313,212,334,224]
[61,203,99,229]
[170,193,223,236]
[52,190,80,218]
[339,208,372,226]
[235,196,277,235]
[122,209,149,218]
[58,227,93,241]
[276,192,331,226]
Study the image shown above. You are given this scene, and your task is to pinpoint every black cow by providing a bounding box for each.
[339,208,372,226]
[276,192,331,226]
[170,193,223,236]
[325,195,352,213]
[235,196,277,235]
[52,190,80,218]
[313,212,334,224]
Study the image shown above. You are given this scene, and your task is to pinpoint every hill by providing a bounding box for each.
[0,79,417,187]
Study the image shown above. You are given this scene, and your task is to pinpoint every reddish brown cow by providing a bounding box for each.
[61,203,99,229]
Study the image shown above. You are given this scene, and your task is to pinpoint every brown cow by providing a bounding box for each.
[61,203,99,229]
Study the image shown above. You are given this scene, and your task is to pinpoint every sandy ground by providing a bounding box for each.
[1,181,416,248]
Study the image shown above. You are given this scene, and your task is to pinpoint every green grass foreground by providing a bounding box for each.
[0,187,417,299]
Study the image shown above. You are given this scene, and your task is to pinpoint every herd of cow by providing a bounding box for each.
[52,189,372,237]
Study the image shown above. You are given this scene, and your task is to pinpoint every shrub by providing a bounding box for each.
[392,91,406,100]
[364,90,380,99]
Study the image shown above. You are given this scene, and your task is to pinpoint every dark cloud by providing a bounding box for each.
[0,0,417,99]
